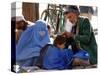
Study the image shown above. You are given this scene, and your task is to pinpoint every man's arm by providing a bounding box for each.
[75,18,92,44]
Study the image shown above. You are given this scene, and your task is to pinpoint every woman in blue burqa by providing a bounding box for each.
[16,20,50,67]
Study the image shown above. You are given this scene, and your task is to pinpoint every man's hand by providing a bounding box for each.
[62,31,74,38]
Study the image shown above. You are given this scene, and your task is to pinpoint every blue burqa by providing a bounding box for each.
[16,20,50,67]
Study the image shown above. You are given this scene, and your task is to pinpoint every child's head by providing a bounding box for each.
[54,35,66,49]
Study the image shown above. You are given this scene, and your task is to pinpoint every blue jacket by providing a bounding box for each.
[16,20,50,66]
[43,45,73,70]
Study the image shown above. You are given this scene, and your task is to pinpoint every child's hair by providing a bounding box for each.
[54,35,66,46]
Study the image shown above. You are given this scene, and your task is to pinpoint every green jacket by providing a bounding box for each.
[75,17,97,64]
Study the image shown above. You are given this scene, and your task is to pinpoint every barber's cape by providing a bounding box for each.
[16,20,50,61]
[43,46,73,70]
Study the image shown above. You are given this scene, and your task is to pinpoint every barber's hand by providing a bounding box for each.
[62,31,74,38]
[66,32,74,38]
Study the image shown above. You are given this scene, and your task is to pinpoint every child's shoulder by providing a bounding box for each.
[64,48,72,51]
[47,45,57,50]
[64,49,73,54]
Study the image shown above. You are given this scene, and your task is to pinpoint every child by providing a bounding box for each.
[43,35,73,70]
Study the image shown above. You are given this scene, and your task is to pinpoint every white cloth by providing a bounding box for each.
[65,19,74,32]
